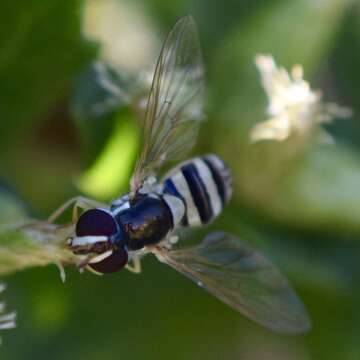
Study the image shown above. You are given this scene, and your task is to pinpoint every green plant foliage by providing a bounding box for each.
[1,0,360,359]
[76,116,139,200]
[0,183,29,224]
[0,183,75,278]
[210,0,352,126]
[70,61,136,163]
[71,62,133,121]
[0,0,96,150]
[202,0,360,235]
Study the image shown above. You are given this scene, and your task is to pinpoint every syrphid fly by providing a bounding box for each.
[49,16,311,334]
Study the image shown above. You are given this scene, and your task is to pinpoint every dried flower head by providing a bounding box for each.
[0,283,16,331]
[250,54,352,143]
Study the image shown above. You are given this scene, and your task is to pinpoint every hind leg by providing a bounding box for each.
[125,254,142,274]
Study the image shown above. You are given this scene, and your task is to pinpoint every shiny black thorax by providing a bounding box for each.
[112,194,173,251]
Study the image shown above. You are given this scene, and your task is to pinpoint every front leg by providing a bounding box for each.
[47,196,108,224]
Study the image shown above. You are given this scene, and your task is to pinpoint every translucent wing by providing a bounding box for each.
[131,16,204,192]
[154,232,311,333]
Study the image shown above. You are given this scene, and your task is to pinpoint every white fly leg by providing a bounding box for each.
[169,235,179,245]
[161,231,180,251]
[47,196,108,224]
[125,253,142,274]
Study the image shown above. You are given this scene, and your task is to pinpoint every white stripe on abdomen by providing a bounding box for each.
[169,171,202,226]
[193,158,222,217]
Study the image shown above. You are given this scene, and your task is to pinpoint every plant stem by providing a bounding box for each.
[0,221,77,276]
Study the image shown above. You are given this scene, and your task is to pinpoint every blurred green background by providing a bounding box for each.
[1,0,360,359]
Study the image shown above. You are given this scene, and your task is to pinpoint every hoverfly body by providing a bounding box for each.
[49,16,310,333]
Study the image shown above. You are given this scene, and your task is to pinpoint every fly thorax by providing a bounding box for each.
[114,194,173,251]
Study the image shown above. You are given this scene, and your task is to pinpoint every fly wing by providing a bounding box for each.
[154,232,311,334]
[131,16,204,192]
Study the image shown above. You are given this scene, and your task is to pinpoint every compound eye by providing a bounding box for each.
[76,209,118,237]
[88,248,128,274]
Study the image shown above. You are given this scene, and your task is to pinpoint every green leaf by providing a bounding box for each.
[76,115,140,201]
[0,182,29,224]
[71,62,133,121]
[267,144,360,235]
[70,62,135,163]
[0,0,97,149]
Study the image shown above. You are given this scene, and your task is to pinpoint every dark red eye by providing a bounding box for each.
[88,248,128,274]
[75,209,127,274]
[76,209,118,237]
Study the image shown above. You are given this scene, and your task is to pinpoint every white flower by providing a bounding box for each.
[250,54,352,143]
[0,283,16,331]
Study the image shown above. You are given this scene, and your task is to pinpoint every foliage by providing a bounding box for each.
[0,0,360,359]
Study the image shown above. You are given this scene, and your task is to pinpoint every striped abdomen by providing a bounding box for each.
[162,154,232,227]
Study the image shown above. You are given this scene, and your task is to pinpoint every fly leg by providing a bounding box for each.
[169,235,179,246]
[125,254,142,274]
[47,196,108,224]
